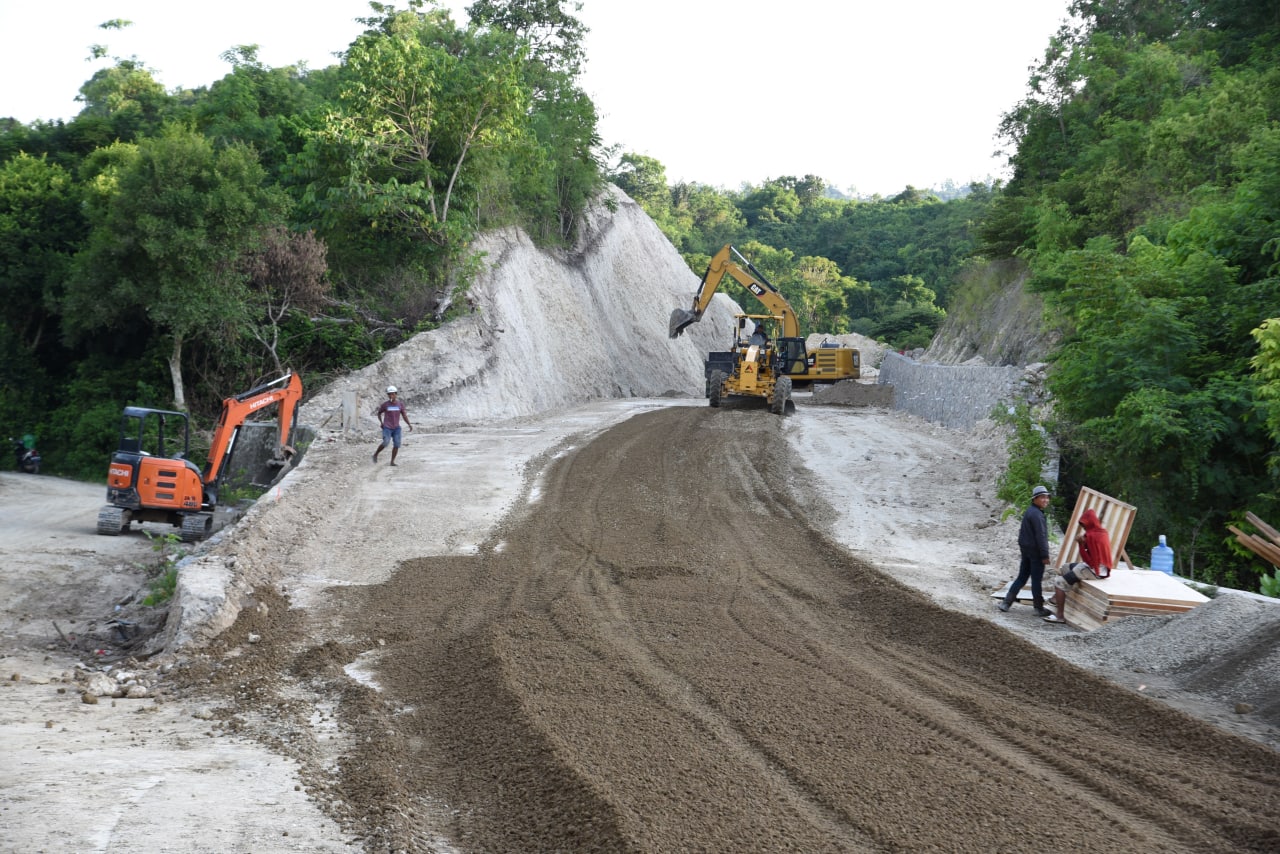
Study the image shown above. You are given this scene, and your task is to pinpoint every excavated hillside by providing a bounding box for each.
[1,187,1277,854]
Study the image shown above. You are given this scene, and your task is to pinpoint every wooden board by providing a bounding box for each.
[1054,486,1137,571]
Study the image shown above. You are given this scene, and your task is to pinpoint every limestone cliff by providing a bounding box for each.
[302,186,740,429]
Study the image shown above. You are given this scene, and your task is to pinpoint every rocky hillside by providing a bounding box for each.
[302,186,740,429]
[925,258,1060,367]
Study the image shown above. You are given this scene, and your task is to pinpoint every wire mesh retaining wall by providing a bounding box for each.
[876,352,1022,430]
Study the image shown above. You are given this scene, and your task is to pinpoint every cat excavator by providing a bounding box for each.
[670,245,860,412]
[96,371,303,541]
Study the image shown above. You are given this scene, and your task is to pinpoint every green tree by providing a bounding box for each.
[63,125,287,408]
[1251,317,1280,453]
[76,20,174,140]
[303,6,527,251]
[0,153,84,356]
[196,46,320,175]
[466,0,587,83]
[467,1,602,243]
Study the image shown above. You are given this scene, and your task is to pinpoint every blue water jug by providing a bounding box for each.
[1150,535,1174,574]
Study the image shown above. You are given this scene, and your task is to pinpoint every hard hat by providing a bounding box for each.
[1031,485,1051,498]
[386,385,398,394]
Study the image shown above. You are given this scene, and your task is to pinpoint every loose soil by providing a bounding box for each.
[6,399,1276,853]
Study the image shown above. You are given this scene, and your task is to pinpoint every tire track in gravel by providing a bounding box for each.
[328,406,1279,853]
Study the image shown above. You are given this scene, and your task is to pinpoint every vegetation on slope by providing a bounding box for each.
[3,0,1278,590]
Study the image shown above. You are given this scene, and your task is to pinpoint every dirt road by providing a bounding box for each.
[169,406,1278,852]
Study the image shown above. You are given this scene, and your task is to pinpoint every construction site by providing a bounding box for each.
[1,188,1278,852]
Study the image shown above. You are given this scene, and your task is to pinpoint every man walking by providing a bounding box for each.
[999,485,1053,616]
[373,385,413,466]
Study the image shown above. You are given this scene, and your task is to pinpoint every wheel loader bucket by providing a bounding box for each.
[669,308,699,339]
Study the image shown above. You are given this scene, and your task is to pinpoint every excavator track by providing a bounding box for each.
[96,505,128,536]
[180,513,213,543]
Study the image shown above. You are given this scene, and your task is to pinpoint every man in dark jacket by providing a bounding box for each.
[998,485,1053,616]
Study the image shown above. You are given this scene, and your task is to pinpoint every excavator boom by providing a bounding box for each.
[203,371,304,486]
[669,245,801,339]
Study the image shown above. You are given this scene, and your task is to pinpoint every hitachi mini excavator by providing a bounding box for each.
[97,371,303,541]
[670,245,860,412]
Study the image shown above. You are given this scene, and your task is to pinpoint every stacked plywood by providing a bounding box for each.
[1063,568,1210,631]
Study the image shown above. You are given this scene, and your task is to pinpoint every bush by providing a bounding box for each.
[1261,568,1280,598]
[994,402,1052,518]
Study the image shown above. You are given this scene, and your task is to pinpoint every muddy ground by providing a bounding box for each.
[3,399,1277,853]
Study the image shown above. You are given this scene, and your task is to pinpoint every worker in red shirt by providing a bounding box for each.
[1045,508,1113,624]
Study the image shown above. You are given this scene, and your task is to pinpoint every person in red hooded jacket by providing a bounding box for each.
[1045,508,1113,624]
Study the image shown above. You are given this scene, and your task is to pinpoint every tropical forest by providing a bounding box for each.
[1,0,1279,592]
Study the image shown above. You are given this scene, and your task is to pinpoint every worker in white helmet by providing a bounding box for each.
[373,385,413,466]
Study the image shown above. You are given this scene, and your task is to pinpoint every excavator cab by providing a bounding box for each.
[101,408,207,538]
[776,337,811,377]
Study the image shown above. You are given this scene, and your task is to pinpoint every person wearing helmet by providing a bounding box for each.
[998,485,1053,616]
[373,385,413,465]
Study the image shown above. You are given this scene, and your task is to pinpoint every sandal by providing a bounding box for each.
[1043,614,1065,624]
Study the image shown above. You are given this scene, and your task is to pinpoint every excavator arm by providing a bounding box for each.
[202,371,304,487]
[669,245,801,339]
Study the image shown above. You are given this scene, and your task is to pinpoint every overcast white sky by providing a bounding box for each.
[0,0,1070,196]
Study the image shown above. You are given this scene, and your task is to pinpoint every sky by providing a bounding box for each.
[0,0,1071,197]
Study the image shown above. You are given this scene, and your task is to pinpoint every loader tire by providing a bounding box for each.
[771,376,792,415]
[709,370,727,408]
[97,505,126,536]
[181,512,213,543]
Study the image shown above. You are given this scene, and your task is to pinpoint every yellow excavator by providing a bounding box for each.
[670,245,860,411]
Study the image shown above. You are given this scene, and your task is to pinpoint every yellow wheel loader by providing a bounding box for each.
[705,314,793,414]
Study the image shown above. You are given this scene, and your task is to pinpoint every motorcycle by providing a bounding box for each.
[10,437,40,474]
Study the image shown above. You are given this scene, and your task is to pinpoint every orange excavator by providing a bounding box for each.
[97,371,303,541]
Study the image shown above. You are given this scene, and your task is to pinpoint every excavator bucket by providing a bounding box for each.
[669,307,699,339]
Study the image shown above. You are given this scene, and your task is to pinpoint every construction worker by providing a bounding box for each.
[1045,508,1113,624]
[373,385,413,466]
[998,485,1053,616]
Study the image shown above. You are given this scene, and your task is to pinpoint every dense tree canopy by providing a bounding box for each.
[0,0,602,475]
[983,0,1280,589]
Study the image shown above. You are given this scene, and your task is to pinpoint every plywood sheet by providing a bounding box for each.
[1055,486,1137,571]
[1078,569,1209,606]
[1059,568,1208,630]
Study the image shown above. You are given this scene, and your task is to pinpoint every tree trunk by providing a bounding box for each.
[168,334,187,411]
